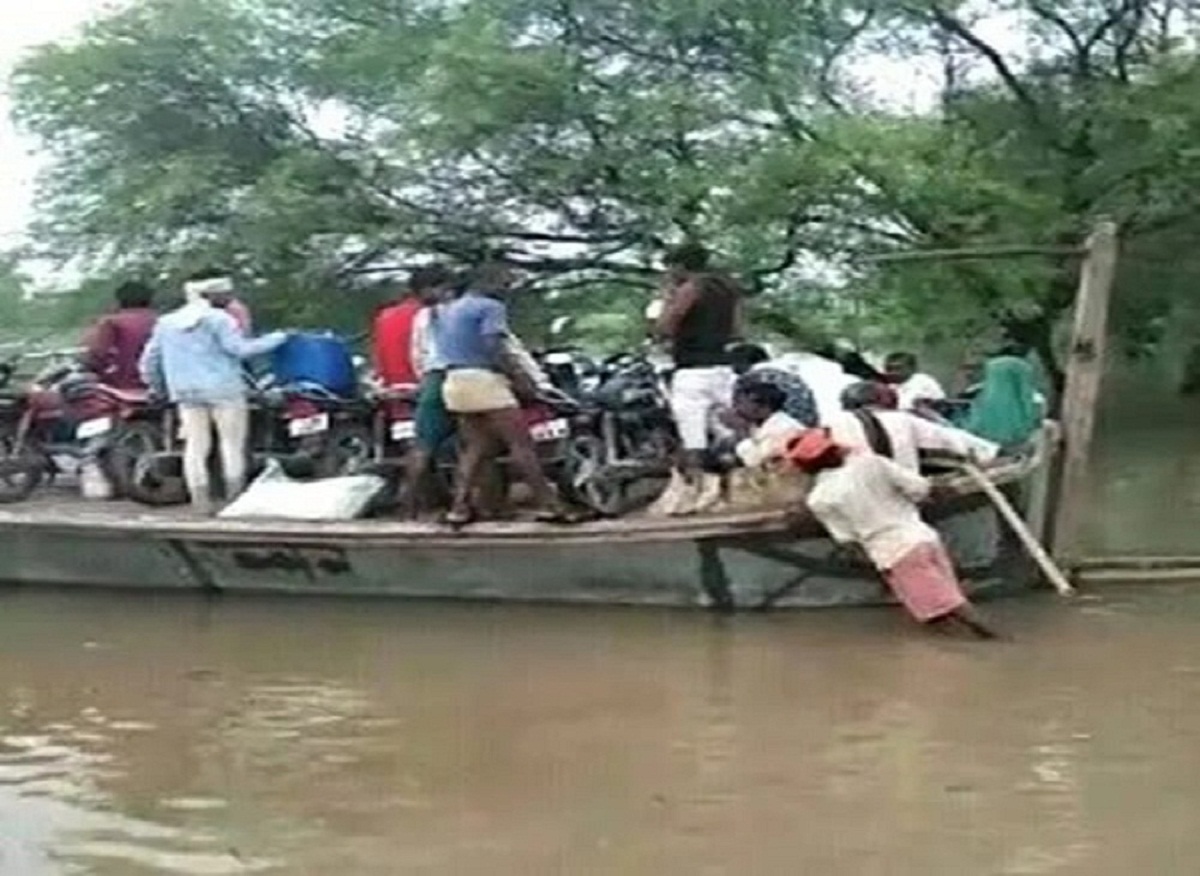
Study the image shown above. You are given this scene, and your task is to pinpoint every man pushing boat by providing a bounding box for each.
[786,428,1000,638]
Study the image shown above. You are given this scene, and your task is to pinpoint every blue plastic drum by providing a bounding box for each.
[271,332,357,398]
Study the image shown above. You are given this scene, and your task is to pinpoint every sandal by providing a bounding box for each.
[441,508,476,530]
[532,506,587,525]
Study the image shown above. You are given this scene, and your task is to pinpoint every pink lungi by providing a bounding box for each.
[882,541,967,623]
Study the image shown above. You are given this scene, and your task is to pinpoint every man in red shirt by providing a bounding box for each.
[373,267,450,387]
[81,280,159,390]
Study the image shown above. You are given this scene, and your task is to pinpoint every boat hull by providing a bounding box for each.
[0,499,1030,609]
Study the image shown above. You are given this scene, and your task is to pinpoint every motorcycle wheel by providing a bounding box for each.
[0,426,44,503]
[104,420,166,498]
[563,434,629,517]
[314,422,374,479]
[126,452,189,506]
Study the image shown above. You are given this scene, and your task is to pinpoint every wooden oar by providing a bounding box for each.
[961,462,1075,597]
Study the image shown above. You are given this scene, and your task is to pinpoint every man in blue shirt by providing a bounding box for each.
[435,262,575,525]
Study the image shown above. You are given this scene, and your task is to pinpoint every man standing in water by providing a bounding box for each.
[787,428,998,639]
[653,243,743,515]
[436,262,576,526]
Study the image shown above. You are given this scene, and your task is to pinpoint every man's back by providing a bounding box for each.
[807,453,935,568]
[671,274,739,368]
[373,298,423,385]
[85,307,157,389]
[144,304,282,405]
[434,292,508,370]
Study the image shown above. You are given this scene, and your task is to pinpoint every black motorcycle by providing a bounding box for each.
[568,353,679,516]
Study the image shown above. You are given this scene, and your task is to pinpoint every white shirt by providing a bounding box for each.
[410,306,441,380]
[773,352,856,423]
[826,409,998,472]
[896,373,945,410]
[735,410,805,468]
[807,452,939,569]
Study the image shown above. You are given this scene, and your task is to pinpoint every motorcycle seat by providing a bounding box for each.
[376,384,420,402]
[95,385,150,404]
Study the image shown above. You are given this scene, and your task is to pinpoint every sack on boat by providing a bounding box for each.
[724,463,810,512]
[219,459,386,521]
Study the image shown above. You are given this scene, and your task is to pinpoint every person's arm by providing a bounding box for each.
[81,317,115,374]
[880,456,931,502]
[907,416,999,464]
[656,279,699,339]
[478,298,509,367]
[138,325,165,395]
[210,312,287,359]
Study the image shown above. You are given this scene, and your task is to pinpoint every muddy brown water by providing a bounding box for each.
[3,375,1199,875]
[1,586,1199,875]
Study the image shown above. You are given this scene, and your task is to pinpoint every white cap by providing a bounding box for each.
[183,276,234,303]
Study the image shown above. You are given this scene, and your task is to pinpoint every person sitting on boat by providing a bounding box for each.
[728,342,819,428]
[730,382,807,469]
[435,261,578,526]
[829,380,998,473]
[963,345,1045,454]
[139,274,289,515]
[785,428,998,639]
[651,242,743,515]
[883,351,946,414]
[80,280,158,391]
[399,265,458,517]
[770,347,857,425]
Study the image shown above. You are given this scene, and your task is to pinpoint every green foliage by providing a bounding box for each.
[9,0,1200,369]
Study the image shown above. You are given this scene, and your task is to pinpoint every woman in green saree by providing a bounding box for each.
[964,354,1043,451]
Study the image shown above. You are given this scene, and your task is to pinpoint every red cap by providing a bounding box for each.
[785,428,839,467]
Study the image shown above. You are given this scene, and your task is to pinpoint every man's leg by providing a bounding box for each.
[668,368,709,477]
[447,414,490,522]
[178,404,214,513]
[401,374,449,518]
[212,403,250,500]
[482,408,559,510]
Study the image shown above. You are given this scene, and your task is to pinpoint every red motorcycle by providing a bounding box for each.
[370,383,421,465]
[369,383,587,512]
[0,358,167,503]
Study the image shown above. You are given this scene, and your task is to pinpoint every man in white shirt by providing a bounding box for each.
[772,350,857,424]
[786,428,997,638]
[884,351,946,412]
[829,381,998,472]
[730,381,806,468]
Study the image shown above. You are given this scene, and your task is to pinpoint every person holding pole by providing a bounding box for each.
[786,428,1000,639]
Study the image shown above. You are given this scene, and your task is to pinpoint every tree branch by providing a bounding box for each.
[924,4,1048,135]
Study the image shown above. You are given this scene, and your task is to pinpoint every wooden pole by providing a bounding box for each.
[1022,421,1060,544]
[1051,220,1119,565]
[963,464,1075,596]
[861,244,1084,264]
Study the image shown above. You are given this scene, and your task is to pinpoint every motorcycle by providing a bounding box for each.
[269,379,374,478]
[567,353,679,516]
[0,353,168,503]
[124,372,374,507]
[367,378,590,513]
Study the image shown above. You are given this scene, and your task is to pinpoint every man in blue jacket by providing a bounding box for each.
[139,273,288,514]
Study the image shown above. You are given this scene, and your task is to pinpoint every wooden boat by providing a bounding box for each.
[0,451,1047,609]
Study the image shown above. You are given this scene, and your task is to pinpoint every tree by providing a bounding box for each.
[11,0,1200,374]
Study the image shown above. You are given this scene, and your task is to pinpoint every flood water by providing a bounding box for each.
[2,586,1199,875]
